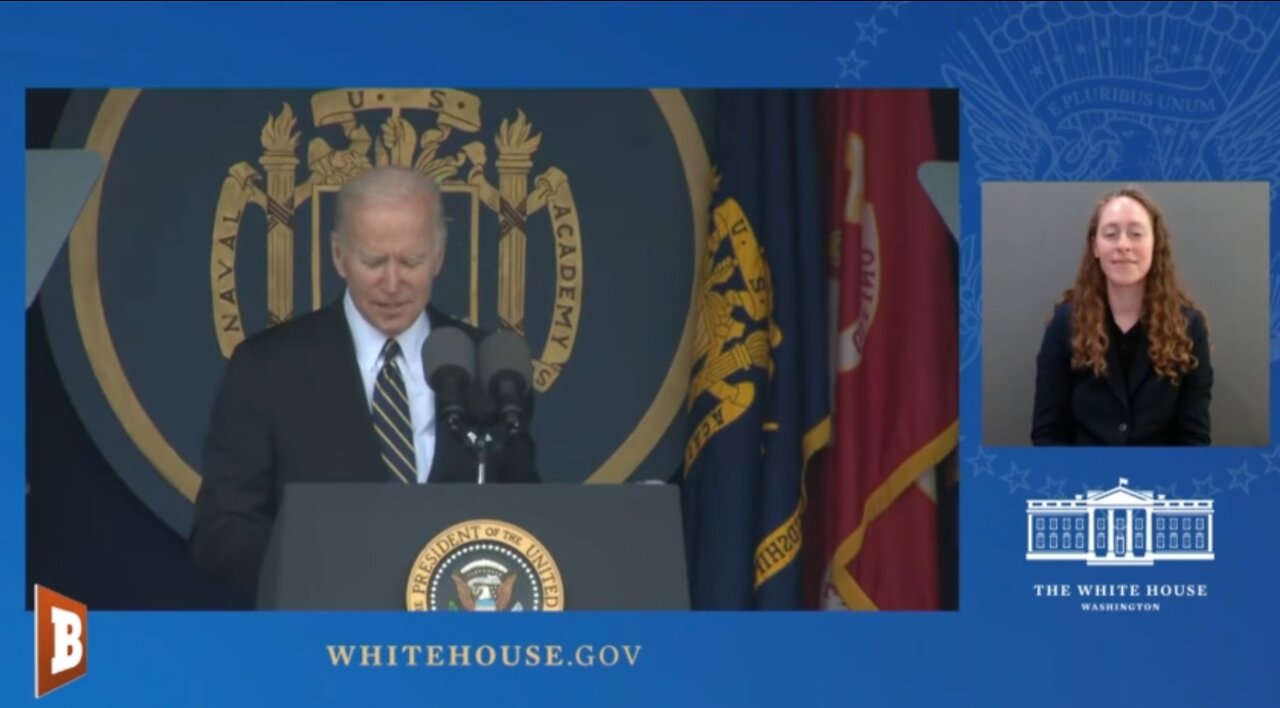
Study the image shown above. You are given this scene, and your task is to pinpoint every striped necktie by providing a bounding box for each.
[371,338,417,484]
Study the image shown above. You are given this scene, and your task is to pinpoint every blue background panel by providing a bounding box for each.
[6,2,1280,706]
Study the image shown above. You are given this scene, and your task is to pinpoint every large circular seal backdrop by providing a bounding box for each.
[41,88,710,535]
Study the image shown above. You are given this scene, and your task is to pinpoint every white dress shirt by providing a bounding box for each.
[343,290,436,483]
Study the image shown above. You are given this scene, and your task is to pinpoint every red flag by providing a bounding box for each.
[806,89,959,611]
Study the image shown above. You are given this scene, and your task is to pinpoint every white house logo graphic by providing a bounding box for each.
[1026,478,1214,566]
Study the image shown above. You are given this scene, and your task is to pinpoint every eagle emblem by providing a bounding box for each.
[406,520,563,612]
[452,560,521,612]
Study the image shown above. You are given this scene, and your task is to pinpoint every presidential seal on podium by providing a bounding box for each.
[406,519,564,612]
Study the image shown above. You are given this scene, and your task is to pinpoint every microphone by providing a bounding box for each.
[421,327,476,437]
[478,329,533,434]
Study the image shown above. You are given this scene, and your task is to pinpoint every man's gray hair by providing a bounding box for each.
[333,166,448,252]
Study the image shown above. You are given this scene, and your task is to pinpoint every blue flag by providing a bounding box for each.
[681,90,831,610]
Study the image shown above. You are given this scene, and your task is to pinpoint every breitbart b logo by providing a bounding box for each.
[34,585,87,698]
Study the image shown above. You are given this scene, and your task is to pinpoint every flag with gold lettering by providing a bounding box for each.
[805,89,959,611]
[681,89,831,610]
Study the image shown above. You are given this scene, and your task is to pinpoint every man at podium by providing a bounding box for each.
[189,166,539,598]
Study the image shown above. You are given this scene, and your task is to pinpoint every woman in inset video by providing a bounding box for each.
[1031,187,1213,446]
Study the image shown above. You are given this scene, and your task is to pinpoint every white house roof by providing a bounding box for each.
[1026,478,1212,509]
[1084,485,1155,505]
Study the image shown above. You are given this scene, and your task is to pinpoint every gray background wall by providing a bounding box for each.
[982,181,1270,447]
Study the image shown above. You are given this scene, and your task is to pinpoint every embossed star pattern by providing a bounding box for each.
[1192,475,1221,499]
[1228,463,1259,494]
[1003,463,1031,494]
[878,1,907,16]
[967,447,997,478]
[837,49,869,80]
[1156,482,1178,499]
[1037,474,1066,499]
[857,17,886,47]
[1259,446,1280,476]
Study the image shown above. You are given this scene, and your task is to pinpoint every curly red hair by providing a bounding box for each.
[1056,187,1205,385]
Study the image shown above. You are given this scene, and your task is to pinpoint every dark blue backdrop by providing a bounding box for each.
[22,86,960,612]
[7,3,1280,707]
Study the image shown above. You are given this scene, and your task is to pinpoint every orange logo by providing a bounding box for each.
[34,585,87,698]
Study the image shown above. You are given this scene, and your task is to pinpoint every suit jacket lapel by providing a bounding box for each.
[1126,325,1153,396]
[1104,333,1129,410]
[430,424,478,483]
[307,299,389,482]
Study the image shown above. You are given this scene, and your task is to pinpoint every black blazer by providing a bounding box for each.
[1031,302,1212,446]
[189,298,539,596]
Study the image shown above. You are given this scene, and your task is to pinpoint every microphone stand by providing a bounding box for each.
[442,385,525,485]
[459,419,523,485]
[464,429,495,484]
[445,413,495,485]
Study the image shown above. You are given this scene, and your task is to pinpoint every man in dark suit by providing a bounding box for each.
[190,166,538,599]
